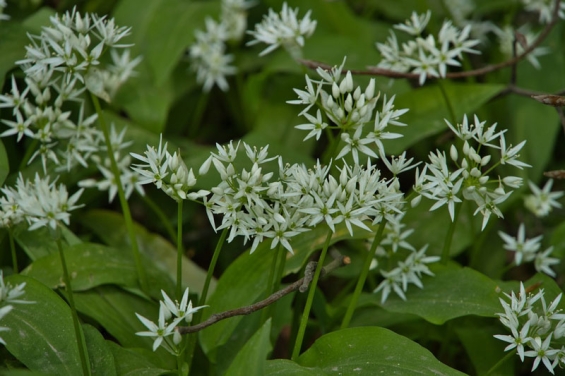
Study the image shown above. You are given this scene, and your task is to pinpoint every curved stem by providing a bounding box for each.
[137,191,176,243]
[341,220,387,329]
[176,199,184,300]
[291,228,333,361]
[90,93,148,293]
[441,204,461,264]
[8,229,17,273]
[188,91,210,139]
[56,236,91,376]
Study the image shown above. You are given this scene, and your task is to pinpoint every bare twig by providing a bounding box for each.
[177,254,350,335]
[299,0,561,81]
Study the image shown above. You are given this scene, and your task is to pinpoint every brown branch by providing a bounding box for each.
[299,0,561,80]
[177,254,351,335]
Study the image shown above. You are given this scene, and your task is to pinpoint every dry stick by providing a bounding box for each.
[177,255,350,335]
[299,0,561,80]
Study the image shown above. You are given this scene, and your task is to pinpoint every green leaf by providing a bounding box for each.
[83,324,117,376]
[454,318,514,376]
[0,23,28,86]
[21,242,174,298]
[13,223,79,261]
[265,359,325,376]
[297,327,466,375]
[386,83,505,155]
[376,265,501,324]
[72,285,163,351]
[2,275,82,376]
[80,209,211,296]
[106,341,170,376]
[225,319,273,376]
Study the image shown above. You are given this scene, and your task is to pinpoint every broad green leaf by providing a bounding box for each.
[13,223,79,261]
[80,209,212,296]
[386,83,504,155]
[72,285,165,352]
[2,275,82,376]
[297,327,466,375]
[22,242,174,298]
[83,324,117,376]
[106,341,170,376]
[265,359,325,376]
[225,319,273,376]
[454,318,514,376]
[376,265,500,324]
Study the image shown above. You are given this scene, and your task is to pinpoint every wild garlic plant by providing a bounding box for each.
[524,179,564,217]
[375,11,481,85]
[246,2,317,59]
[413,114,530,233]
[498,223,560,277]
[494,283,565,374]
[189,0,255,92]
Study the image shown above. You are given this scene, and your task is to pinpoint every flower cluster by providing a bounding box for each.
[246,2,317,59]
[135,288,205,353]
[189,0,254,92]
[499,223,559,277]
[524,179,563,217]
[413,114,529,230]
[0,173,83,231]
[130,135,203,202]
[0,271,35,346]
[375,11,480,85]
[196,141,404,254]
[0,9,141,178]
[372,214,439,303]
[494,283,565,374]
[289,58,409,163]
[18,7,141,101]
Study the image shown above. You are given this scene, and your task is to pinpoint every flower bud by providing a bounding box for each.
[365,79,375,100]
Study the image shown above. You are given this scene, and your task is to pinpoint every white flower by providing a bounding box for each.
[246,2,317,58]
[160,288,207,324]
[0,0,9,21]
[295,110,328,141]
[393,11,431,35]
[0,271,33,305]
[535,246,560,277]
[494,320,532,361]
[498,223,542,265]
[524,335,559,374]
[524,179,563,217]
[135,305,178,352]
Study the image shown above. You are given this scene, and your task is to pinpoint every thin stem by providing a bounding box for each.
[341,219,387,329]
[90,93,148,292]
[185,227,229,374]
[176,199,184,300]
[484,349,515,376]
[437,80,457,125]
[199,227,228,307]
[441,204,461,264]
[262,244,287,324]
[291,228,333,361]
[56,236,91,376]
[8,229,17,273]
[19,138,39,171]
[137,191,176,243]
